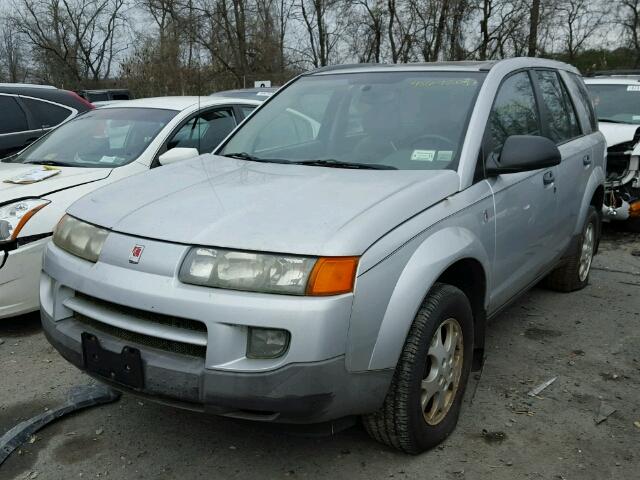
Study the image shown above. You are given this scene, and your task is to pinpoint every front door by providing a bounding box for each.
[484,71,560,310]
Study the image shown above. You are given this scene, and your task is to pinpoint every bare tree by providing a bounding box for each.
[555,0,607,61]
[528,0,540,56]
[11,0,129,86]
[0,20,29,81]
[619,0,640,66]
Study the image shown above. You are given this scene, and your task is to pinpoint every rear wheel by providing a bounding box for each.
[363,283,474,454]
[545,206,599,292]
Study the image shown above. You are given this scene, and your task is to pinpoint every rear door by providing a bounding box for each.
[531,69,590,253]
[0,94,34,158]
[484,70,560,309]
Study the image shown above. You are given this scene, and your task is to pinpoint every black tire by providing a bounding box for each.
[362,283,474,454]
[545,206,600,292]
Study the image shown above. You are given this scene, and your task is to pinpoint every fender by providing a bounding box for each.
[575,166,605,236]
[365,226,491,371]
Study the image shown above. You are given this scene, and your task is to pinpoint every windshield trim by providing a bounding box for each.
[215,71,487,172]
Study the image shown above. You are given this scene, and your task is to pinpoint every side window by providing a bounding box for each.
[535,70,581,144]
[0,96,28,134]
[568,73,598,132]
[21,97,72,128]
[241,105,256,118]
[167,108,236,153]
[488,71,540,155]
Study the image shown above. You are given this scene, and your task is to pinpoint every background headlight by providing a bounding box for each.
[179,248,316,295]
[179,247,359,296]
[0,199,50,242]
[53,215,109,262]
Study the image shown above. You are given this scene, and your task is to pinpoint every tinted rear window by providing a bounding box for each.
[22,97,72,128]
[0,96,28,133]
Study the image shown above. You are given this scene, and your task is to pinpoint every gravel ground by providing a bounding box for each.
[1,228,639,480]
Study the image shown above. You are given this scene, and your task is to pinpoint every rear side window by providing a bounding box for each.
[22,97,72,128]
[241,105,256,118]
[535,70,581,144]
[568,73,597,132]
[0,96,28,134]
[488,71,540,155]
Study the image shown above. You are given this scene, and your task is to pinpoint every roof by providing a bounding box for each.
[211,87,277,100]
[0,83,56,90]
[99,96,261,111]
[309,57,579,76]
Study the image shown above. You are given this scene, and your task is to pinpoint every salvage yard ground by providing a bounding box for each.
[1,228,639,480]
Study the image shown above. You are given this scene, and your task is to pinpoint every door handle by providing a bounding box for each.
[543,170,555,185]
[583,154,591,166]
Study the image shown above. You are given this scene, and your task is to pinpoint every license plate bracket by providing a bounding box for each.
[81,332,144,389]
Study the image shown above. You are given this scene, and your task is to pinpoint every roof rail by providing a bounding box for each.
[0,83,57,89]
[589,70,640,77]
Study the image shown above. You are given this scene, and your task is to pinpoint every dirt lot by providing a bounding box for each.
[1,228,639,480]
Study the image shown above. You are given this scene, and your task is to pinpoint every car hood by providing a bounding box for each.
[598,122,640,147]
[68,155,460,256]
[0,162,112,204]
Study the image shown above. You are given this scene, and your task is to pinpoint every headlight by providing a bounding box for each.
[52,214,109,262]
[0,199,50,242]
[179,247,359,296]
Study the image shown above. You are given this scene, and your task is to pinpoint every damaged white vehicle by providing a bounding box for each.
[585,75,640,230]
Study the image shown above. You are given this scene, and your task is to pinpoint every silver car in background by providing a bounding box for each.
[41,58,605,454]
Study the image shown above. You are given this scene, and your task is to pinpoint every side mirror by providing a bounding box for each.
[158,147,199,166]
[486,135,561,175]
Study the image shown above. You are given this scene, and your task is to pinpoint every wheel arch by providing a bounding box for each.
[365,226,490,371]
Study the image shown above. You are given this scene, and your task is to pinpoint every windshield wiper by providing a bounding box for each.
[295,159,397,170]
[23,160,74,167]
[598,118,630,124]
[222,152,294,164]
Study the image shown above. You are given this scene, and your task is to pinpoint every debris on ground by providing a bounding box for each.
[0,384,120,465]
[634,421,640,429]
[528,377,558,397]
[481,430,506,444]
[595,401,617,424]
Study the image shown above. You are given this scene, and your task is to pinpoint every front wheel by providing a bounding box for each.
[363,283,474,454]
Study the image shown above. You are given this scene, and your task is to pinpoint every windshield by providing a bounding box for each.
[587,83,640,124]
[219,71,485,170]
[13,108,177,168]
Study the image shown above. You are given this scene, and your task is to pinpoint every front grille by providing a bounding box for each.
[69,293,208,359]
[75,293,207,332]
[75,313,207,358]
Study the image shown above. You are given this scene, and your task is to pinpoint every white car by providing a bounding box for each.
[0,95,261,319]
[585,75,640,228]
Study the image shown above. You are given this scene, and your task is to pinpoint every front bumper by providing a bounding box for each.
[40,238,392,423]
[0,237,49,319]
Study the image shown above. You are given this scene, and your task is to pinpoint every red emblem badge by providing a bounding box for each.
[129,245,144,264]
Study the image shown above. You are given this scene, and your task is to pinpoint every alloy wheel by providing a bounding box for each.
[579,222,595,282]
[420,318,464,426]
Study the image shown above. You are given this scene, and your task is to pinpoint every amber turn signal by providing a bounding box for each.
[307,256,359,296]
[12,203,48,240]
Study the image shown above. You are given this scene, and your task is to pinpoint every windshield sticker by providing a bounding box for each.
[437,150,453,162]
[627,85,640,91]
[4,166,60,185]
[99,155,118,164]
[411,150,436,162]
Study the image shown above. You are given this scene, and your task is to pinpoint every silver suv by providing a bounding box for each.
[41,58,605,454]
